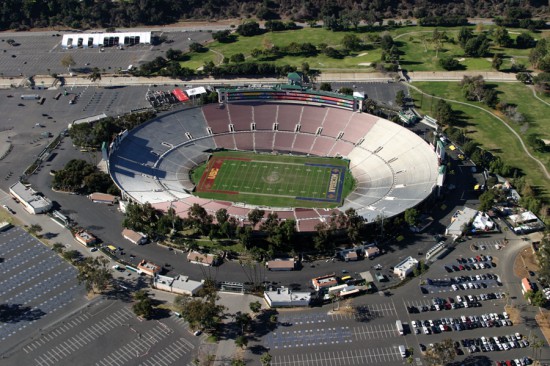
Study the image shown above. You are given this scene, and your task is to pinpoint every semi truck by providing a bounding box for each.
[396,320,404,335]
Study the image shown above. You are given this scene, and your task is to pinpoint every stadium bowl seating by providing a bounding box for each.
[109,102,439,230]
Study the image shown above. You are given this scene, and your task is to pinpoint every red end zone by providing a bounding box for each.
[196,156,250,194]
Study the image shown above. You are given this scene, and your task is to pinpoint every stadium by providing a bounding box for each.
[108,85,440,232]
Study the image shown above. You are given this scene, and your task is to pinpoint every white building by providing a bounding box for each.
[9,182,52,214]
[122,228,148,245]
[153,274,203,296]
[445,207,478,236]
[264,287,311,308]
[393,256,419,280]
[61,32,151,49]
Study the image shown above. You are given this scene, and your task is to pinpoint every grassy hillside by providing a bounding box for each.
[410,81,550,199]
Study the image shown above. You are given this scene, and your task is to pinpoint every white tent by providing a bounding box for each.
[185,87,207,97]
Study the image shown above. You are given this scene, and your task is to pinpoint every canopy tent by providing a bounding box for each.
[172,88,189,102]
[185,86,207,97]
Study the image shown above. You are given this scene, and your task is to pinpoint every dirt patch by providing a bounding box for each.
[357,53,368,57]
[535,310,550,346]
[358,62,372,66]
[458,58,466,62]
[513,246,539,279]
[505,305,522,324]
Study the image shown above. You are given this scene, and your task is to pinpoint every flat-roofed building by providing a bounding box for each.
[122,228,148,245]
[187,251,219,267]
[153,274,203,296]
[344,251,358,262]
[0,222,12,231]
[89,192,117,204]
[393,256,419,280]
[9,182,52,214]
[266,258,295,271]
[61,32,151,49]
[137,260,162,276]
[365,246,380,259]
[74,230,97,246]
[312,274,338,291]
[264,287,311,308]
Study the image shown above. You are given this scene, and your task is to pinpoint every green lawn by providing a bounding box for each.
[192,151,352,208]
[177,26,548,72]
[397,28,547,72]
[410,81,550,198]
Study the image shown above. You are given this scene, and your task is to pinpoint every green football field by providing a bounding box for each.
[192,151,354,208]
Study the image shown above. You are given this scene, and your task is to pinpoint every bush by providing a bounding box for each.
[439,56,460,70]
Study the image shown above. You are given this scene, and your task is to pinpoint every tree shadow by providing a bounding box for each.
[248,309,279,339]
[0,303,46,323]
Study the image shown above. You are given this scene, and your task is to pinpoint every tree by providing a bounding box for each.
[249,301,262,313]
[404,208,420,226]
[52,242,65,253]
[461,75,486,102]
[76,257,113,294]
[230,53,245,63]
[132,290,153,319]
[28,224,42,236]
[236,21,262,37]
[439,56,460,70]
[434,99,454,126]
[529,38,548,69]
[61,54,76,73]
[189,42,207,53]
[527,134,546,152]
[478,190,496,212]
[424,339,457,366]
[231,358,246,366]
[493,26,512,47]
[247,208,265,228]
[342,34,362,51]
[492,53,503,70]
[88,67,101,83]
[395,90,405,107]
[458,27,473,48]
[260,353,273,366]
[339,87,354,96]
[464,34,490,57]
[174,294,225,331]
[62,250,81,262]
[516,32,535,49]
[380,33,394,52]
[212,30,234,43]
[319,82,332,92]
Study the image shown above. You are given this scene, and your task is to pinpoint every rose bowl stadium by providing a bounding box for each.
[108,85,440,231]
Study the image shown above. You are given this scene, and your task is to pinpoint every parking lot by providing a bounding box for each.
[7,299,199,366]
[0,226,87,353]
[257,235,548,366]
[0,31,212,77]
[271,347,404,366]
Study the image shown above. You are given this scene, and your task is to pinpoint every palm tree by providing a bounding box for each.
[28,224,42,236]
[88,67,101,83]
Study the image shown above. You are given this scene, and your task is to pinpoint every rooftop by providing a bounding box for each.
[395,256,419,271]
[10,182,52,211]
[265,287,311,303]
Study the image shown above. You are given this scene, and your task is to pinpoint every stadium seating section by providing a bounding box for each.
[109,102,439,231]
